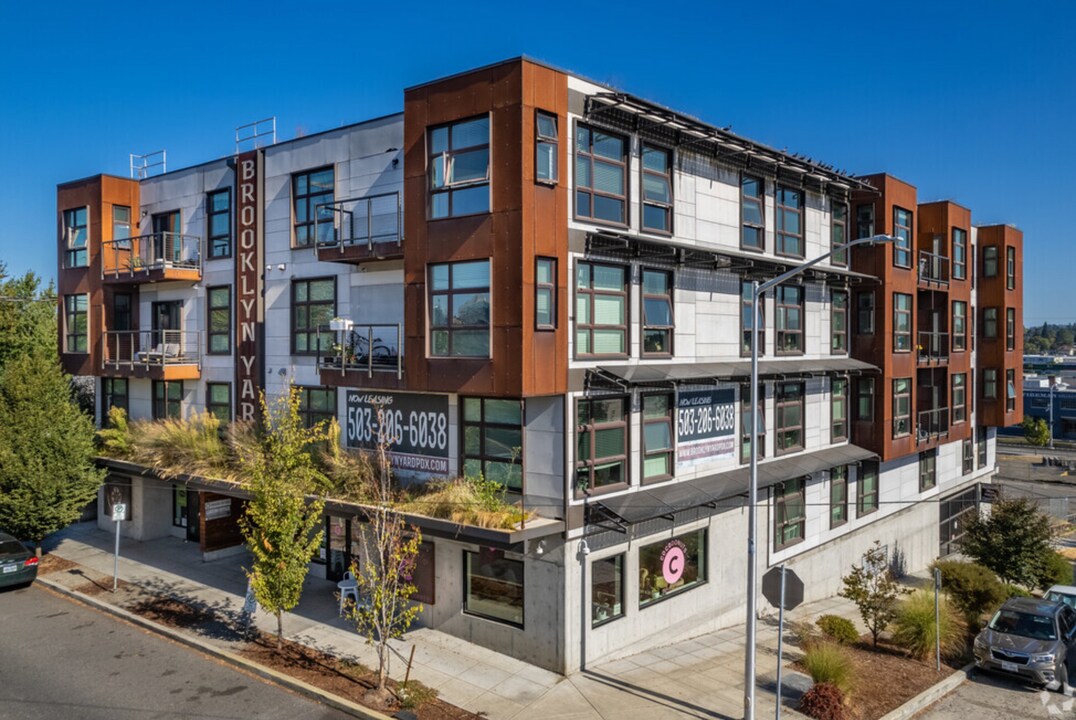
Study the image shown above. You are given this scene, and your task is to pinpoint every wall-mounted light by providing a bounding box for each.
[277,263,286,271]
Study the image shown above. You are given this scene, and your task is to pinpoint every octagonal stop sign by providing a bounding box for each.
[762,566,804,611]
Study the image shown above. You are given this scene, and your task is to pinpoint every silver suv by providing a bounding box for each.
[974,597,1076,692]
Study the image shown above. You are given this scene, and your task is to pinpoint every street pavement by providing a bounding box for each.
[915,671,1071,720]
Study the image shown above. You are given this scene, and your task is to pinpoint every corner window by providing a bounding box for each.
[207,189,231,259]
[893,207,912,267]
[293,167,334,247]
[893,293,912,351]
[429,116,490,219]
[206,382,231,424]
[297,386,335,428]
[575,397,628,494]
[831,377,848,443]
[776,186,804,258]
[535,257,556,330]
[983,368,998,400]
[465,549,523,627]
[642,394,674,483]
[153,380,182,420]
[741,282,765,356]
[63,207,89,267]
[952,301,967,351]
[952,228,967,280]
[741,383,765,464]
[574,124,627,225]
[462,398,523,491]
[291,277,336,355]
[775,382,805,455]
[857,461,879,516]
[776,286,803,355]
[741,175,764,251]
[774,478,806,548]
[535,112,558,184]
[919,450,937,491]
[430,260,491,357]
[831,290,848,354]
[830,466,848,528]
[857,376,875,421]
[639,530,706,606]
[641,269,673,356]
[641,144,672,234]
[893,378,912,438]
[592,554,624,627]
[856,291,875,335]
[63,294,88,353]
[1006,246,1016,290]
[831,202,848,266]
[1006,308,1015,351]
[983,246,998,278]
[983,307,998,339]
[575,262,627,357]
[207,286,231,355]
[952,373,966,424]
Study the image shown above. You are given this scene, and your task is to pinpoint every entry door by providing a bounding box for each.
[186,490,200,542]
[151,300,181,347]
[326,516,351,582]
[151,211,181,262]
[931,309,941,356]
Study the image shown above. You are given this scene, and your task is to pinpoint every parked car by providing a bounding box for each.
[0,531,38,590]
[974,597,1076,692]
[1046,585,1076,610]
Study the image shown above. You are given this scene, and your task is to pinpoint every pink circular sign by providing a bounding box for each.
[661,544,686,584]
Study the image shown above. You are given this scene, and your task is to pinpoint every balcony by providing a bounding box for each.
[102,233,202,284]
[102,330,201,380]
[917,250,949,287]
[315,192,403,264]
[917,407,949,444]
[316,323,404,388]
[917,331,950,365]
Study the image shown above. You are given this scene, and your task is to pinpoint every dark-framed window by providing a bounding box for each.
[741,383,766,463]
[741,282,765,356]
[153,380,182,420]
[983,245,998,278]
[172,485,188,528]
[775,382,805,455]
[857,290,875,335]
[642,394,674,483]
[952,228,967,280]
[102,377,128,424]
[113,205,130,243]
[291,277,336,355]
[831,290,848,354]
[856,203,875,241]
[574,123,627,225]
[430,260,491,357]
[1006,246,1016,290]
[952,301,967,351]
[857,376,875,421]
[776,286,803,355]
[641,269,673,356]
[983,307,998,339]
[893,206,912,268]
[952,373,967,424]
[776,186,804,257]
[64,294,88,353]
[575,396,628,494]
[464,548,523,628]
[893,378,912,437]
[206,382,231,424]
[639,530,706,606]
[535,111,558,184]
[462,398,523,491]
[535,257,556,330]
[832,377,848,443]
[297,386,335,428]
[893,293,912,352]
[830,466,848,528]
[983,368,998,400]
[774,478,806,548]
[575,262,627,357]
[963,438,974,475]
[1007,369,1016,413]
[207,285,231,355]
[429,115,490,219]
[919,450,937,491]
[741,175,764,250]
[63,206,89,267]
[831,202,848,266]
[641,143,672,234]
[857,461,879,516]
[1006,308,1015,351]
[592,554,624,627]
[206,189,231,259]
[977,426,988,468]
[292,166,334,247]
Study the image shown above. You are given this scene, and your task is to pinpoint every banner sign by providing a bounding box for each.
[235,149,262,421]
[345,391,450,475]
[676,388,736,467]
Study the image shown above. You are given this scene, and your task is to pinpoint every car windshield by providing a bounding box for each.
[988,609,1058,641]
[1046,591,1076,610]
[0,540,26,556]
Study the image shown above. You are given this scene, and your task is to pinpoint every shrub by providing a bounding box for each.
[802,642,855,696]
[399,478,529,529]
[840,541,905,646]
[816,615,860,645]
[1037,551,1073,591]
[1004,583,1032,599]
[890,589,967,661]
[932,560,1006,629]
[97,406,133,455]
[798,682,848,720]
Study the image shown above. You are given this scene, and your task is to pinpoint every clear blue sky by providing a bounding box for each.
[1,1,1072,324]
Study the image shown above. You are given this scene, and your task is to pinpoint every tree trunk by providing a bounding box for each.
[378,642,388,690]
[276,611,283,650]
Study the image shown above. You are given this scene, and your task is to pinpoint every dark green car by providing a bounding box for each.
[0,531,38,589]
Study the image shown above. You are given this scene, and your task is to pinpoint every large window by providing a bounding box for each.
[857,377,875,421]
[206,382,231,424]
[592,554,624,626]
[575,397,628,493]
[292,166,334,247]
[153,380,182,420]
[952,373,967,424]
[462,398,522,491]
[830,466,848,528]
[575,262,627,357]
[297,386,335,428]
[535,111,558,184]
[641,269,673,356]
[919,450,937,491]
[207,189,231,259]
[102,378,128,423]
[291,277,335,355]
[430,116,490,219]
[63,207,88,267]
[831,202,848,266]
[775,382,804,455]
[639,530,706,606]
[1006,308,1016,351]
[641,144,672,234]
[642,394,674,483]
[741,383,765,464]
[893,293,912,352]
[983,368,998,400]
[774,478,806,548]
[831,290,848,354]
[741,282,764,356]
[741,175,764,250]
[1006,246,1016,290]
[63,294,88,353]
[465,548,523,627]
[952,301,967,351]
[832,377,848,443]
[776,186,804,257]
[207,286,231,355]
[983,307,998,339]
[893,207,912,267]
[575,124,627,225]
[983,246,998,278]
[858,461,879,516]
[952,228,967,280]
[776,286,803,354]
[893,378,912,437]
[430,260,491,357]
[535,257,556,330]
[857,291,875,335]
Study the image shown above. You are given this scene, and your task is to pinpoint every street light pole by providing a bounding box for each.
[744,233,898,720]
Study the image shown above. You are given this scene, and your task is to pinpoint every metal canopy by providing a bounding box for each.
[590,357,878,388]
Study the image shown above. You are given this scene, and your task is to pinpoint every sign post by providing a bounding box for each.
[762,565,804,720]
[934,567,942,672]
[112,502,126,592]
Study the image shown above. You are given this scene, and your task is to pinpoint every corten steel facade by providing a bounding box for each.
[56,57,1023,673]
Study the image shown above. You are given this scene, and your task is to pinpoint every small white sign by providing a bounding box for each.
[112,503,127,519]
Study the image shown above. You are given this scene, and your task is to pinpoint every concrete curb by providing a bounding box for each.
[37,577,395,720]
[876,662,974,720]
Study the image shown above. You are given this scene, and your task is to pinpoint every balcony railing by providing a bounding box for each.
[917,250,950,285]
[917,331,950,364]
[315,191,402,253]
[102,329,201,370]
[316,324,403,379]
[917,407,950,443]
[102,233,202,280]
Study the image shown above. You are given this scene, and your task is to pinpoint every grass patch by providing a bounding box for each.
[399,478,529,530]
[890,589,967,661]
[802,641,856,697]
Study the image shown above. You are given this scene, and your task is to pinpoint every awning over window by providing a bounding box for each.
[592,358,877,387]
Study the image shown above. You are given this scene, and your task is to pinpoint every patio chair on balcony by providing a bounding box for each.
[136,342,181,364]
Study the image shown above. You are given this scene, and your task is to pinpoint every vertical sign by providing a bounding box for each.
[235,150,262,421]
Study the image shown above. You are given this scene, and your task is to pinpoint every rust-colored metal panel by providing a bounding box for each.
[976,224,1024,428]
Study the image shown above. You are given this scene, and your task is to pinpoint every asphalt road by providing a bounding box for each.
[0,583,352,720]
[915,670,1071,720]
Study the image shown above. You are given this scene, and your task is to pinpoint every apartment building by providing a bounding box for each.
[56,57,1023,673]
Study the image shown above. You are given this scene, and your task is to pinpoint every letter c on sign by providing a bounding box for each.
[662,546,685,585]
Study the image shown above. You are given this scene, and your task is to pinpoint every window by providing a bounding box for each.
[575,397,628,493]
[1007,369,1016,413]
[952,373,967,424]
[462,398,523,491]
[741,175,764,250]
[430,116,490,219]
[893,378,911,437]
[919,450,937,491]
[113,205,130,243]
[983,307,998,339]
[1031,397,1049,410]
[774,478,806,548]
[153,381,182,420]
[465,548,523,627]
[535,257,556,329]
[1006,308,1016,351]
[297,386,335,428]
[207,286,231,355]
[639,530,706,606]
[102,378,128,423]
[831,290,848,354]
[830,466,848,528]
[63,294,88,353]
[856,203,875,241]
[775,382,805,455]
[741,383,765,463]
[535,112,558,184]
[641,269,673,356]
[963,438,974,475]
[575,124,627,225]
[857,291,875,335]
[983,246,998,278]
[63,207,89,267]
[893,293,912,351]
[776,286,803,354]
[776,186,804,257]
[291,277,336,355]
[173,485,188,528]
[952,228,967,280]
[642,394,674,482]
[831,202,848,266]
[741,282,765,356]
[1006,246,1016,290]
[641,144,672,233]
[983,368,998,400]
[952,301,967,351]
[206,383,231,425]
[858,461,879,516]
[592,554,624,626]
[430,260,491,357]
[977,427,988,468]
[857,377,875,421]
[292,166,334,247]
[893,207,912,267]
[206,189,231,259]
[575,262,627,357]
[832,377,848,442]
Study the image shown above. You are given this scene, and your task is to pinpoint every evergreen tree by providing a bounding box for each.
[0,263,56,369]
[961,498,1055,587]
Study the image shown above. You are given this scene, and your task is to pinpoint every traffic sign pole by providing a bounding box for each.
[112,503,126,592]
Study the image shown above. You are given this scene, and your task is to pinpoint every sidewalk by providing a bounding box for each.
[41,522,857,720]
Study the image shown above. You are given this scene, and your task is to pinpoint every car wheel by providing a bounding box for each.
[1061,661,1074,696]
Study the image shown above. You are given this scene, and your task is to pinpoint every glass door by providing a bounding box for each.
[326,516,349,582]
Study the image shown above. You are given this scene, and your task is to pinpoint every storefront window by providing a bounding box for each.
[465,548,524,627]
[638,530,706,607]
[173,485,187,528]
[591,554,624,627]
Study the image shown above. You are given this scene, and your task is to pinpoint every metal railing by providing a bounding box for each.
[102,329,201,369]
[316,324,403,379]
[101,232,202,279]
[315,191,402,253]
[917,330,950,363]
[917,407,950,443]
[918,250,950,285]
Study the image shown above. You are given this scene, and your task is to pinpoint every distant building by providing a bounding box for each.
[1023,375,1076,441]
